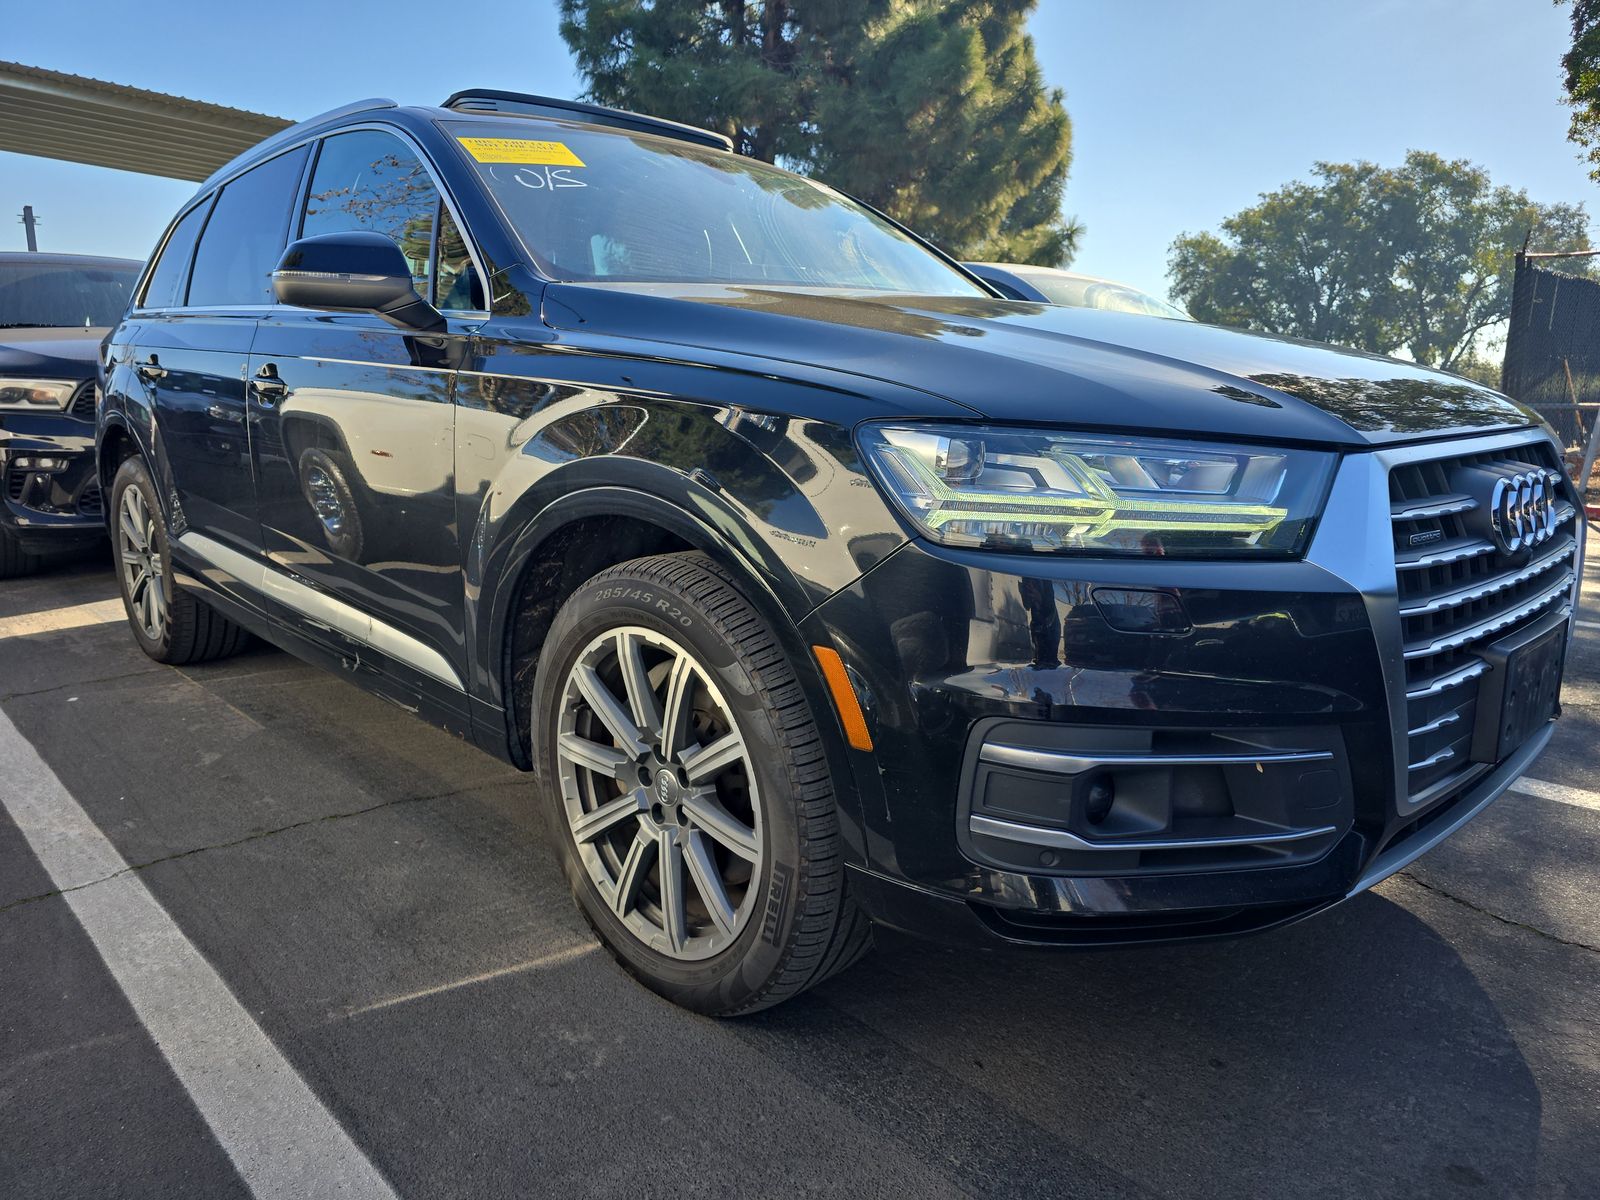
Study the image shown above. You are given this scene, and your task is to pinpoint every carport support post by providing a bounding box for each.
[19,205,38,251]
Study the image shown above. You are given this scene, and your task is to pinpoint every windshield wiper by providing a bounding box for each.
[0,322,74,329]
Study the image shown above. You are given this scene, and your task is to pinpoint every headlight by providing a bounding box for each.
[858,423,1335,557]
[0,379,77,411]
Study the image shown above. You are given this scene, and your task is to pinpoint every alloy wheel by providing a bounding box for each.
[117,483,166,640]
[555,626,764,961]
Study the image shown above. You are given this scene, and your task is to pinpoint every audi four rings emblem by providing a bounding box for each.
[1487,470,1559,554]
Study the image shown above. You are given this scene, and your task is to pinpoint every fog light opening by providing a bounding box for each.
[1085,778,1115,825]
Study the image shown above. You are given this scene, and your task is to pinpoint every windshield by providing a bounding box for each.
[1015,268,1192,320]
[0,260,141,328]
[448,120,983,295]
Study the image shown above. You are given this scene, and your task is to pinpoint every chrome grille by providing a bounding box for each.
[1390,442,1577,802]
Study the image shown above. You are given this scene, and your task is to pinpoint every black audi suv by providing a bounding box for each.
[99,91,1579,1014]
[1,251,141,575]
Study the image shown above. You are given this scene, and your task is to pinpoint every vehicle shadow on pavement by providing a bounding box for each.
[0,611,1564,1200]
[736,896,1544,1200]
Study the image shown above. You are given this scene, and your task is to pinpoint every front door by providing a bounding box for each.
[246,127,483,695]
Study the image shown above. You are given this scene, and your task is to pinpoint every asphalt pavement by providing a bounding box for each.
[2,537,1598,1200]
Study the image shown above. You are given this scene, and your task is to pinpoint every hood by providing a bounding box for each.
[543,284,1535,447]
[0,326,107,381]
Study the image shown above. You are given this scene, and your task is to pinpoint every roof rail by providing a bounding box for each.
[440,90,733,153]
[196,97,398,190]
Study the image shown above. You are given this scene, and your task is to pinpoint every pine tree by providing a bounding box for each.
[558,0,1078,265]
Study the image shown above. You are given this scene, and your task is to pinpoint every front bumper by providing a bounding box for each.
[809,429,1573,946]
[0,410,104,553]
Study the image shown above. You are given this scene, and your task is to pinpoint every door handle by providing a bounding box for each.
[135,356,167,382]
[250,365,289,408]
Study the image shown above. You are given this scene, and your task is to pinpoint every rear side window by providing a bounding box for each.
[140,197,212,310]
[301,130,441,301]
[187,146,310,308]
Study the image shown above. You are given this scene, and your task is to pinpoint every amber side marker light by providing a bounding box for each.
[812,645,874,752]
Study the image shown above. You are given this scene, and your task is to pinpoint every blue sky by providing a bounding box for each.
[3,0,1593,301]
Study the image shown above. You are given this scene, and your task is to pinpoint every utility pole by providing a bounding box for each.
[19,205,39,252]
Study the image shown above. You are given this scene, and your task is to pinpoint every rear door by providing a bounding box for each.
[130,145,310,558]
[247,127,485,695]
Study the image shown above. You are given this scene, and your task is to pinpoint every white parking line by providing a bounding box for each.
[0,708,397,1200]
[0,598,125,641]
[1510,776,1600,814]
[1576,619,1600,630]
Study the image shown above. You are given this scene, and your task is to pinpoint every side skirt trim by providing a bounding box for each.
[177,532,465,691]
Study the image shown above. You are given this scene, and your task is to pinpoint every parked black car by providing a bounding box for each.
[0,251,140,576]
[99,91,1578,1014]
[964,261,1194,319]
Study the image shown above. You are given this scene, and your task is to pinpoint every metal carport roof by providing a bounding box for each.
[0,60,291,182]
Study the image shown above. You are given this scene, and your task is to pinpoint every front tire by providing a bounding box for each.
[111,457,251,665]
[0,528,40,579]
[532,552,871,1015]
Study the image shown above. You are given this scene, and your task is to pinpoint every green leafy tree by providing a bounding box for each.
[1558,1,1600,181]
[1169,151,1590,371]
[558,0,1079,264]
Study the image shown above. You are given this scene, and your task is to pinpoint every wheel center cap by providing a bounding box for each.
[654,768,681,807]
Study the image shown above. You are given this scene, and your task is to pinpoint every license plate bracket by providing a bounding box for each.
[1469,611,1569,764]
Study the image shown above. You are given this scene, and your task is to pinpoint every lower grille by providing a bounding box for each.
[68,382,98,420]
[77,480,103,519]
[4,465,25,503]
[1390,442,1577,802]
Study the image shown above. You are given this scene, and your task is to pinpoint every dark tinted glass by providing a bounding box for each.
[140,198,212,310]
[302,130,440,298]
[0,260,141,327]
[187,146,309,307]
[447,119,981,294]
[435,205,482,310]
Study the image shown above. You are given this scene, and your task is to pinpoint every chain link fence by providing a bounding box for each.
[1501,252,1600,519]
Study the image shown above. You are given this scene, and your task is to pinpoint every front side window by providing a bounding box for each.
[302,130,442,302]
[187,146,310,307]
[0,259,141,328]
[447,119,983,295]
[140,197,213,311]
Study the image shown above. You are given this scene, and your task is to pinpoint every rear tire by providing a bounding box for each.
[0,529,40,579]
[111,456,251,665]
[532,551,872,1015]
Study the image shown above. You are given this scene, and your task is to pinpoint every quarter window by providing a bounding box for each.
[187,146,311,308]
[140,197,212,310]
[302,130,442,302]
[434,206,483,311]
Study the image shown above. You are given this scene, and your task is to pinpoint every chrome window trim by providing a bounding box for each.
[131,119,490,320]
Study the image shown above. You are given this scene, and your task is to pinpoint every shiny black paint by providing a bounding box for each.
[99,100,1555,953]
[127,312,260,548]
[1,325,121,554]
[540,282,1538,446]
[248,310,472,688]
[807,540,1396,917]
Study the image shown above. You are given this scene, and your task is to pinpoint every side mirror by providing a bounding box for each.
[272,231,445,334]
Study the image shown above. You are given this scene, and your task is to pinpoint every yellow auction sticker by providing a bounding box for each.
[457,137,586,166]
